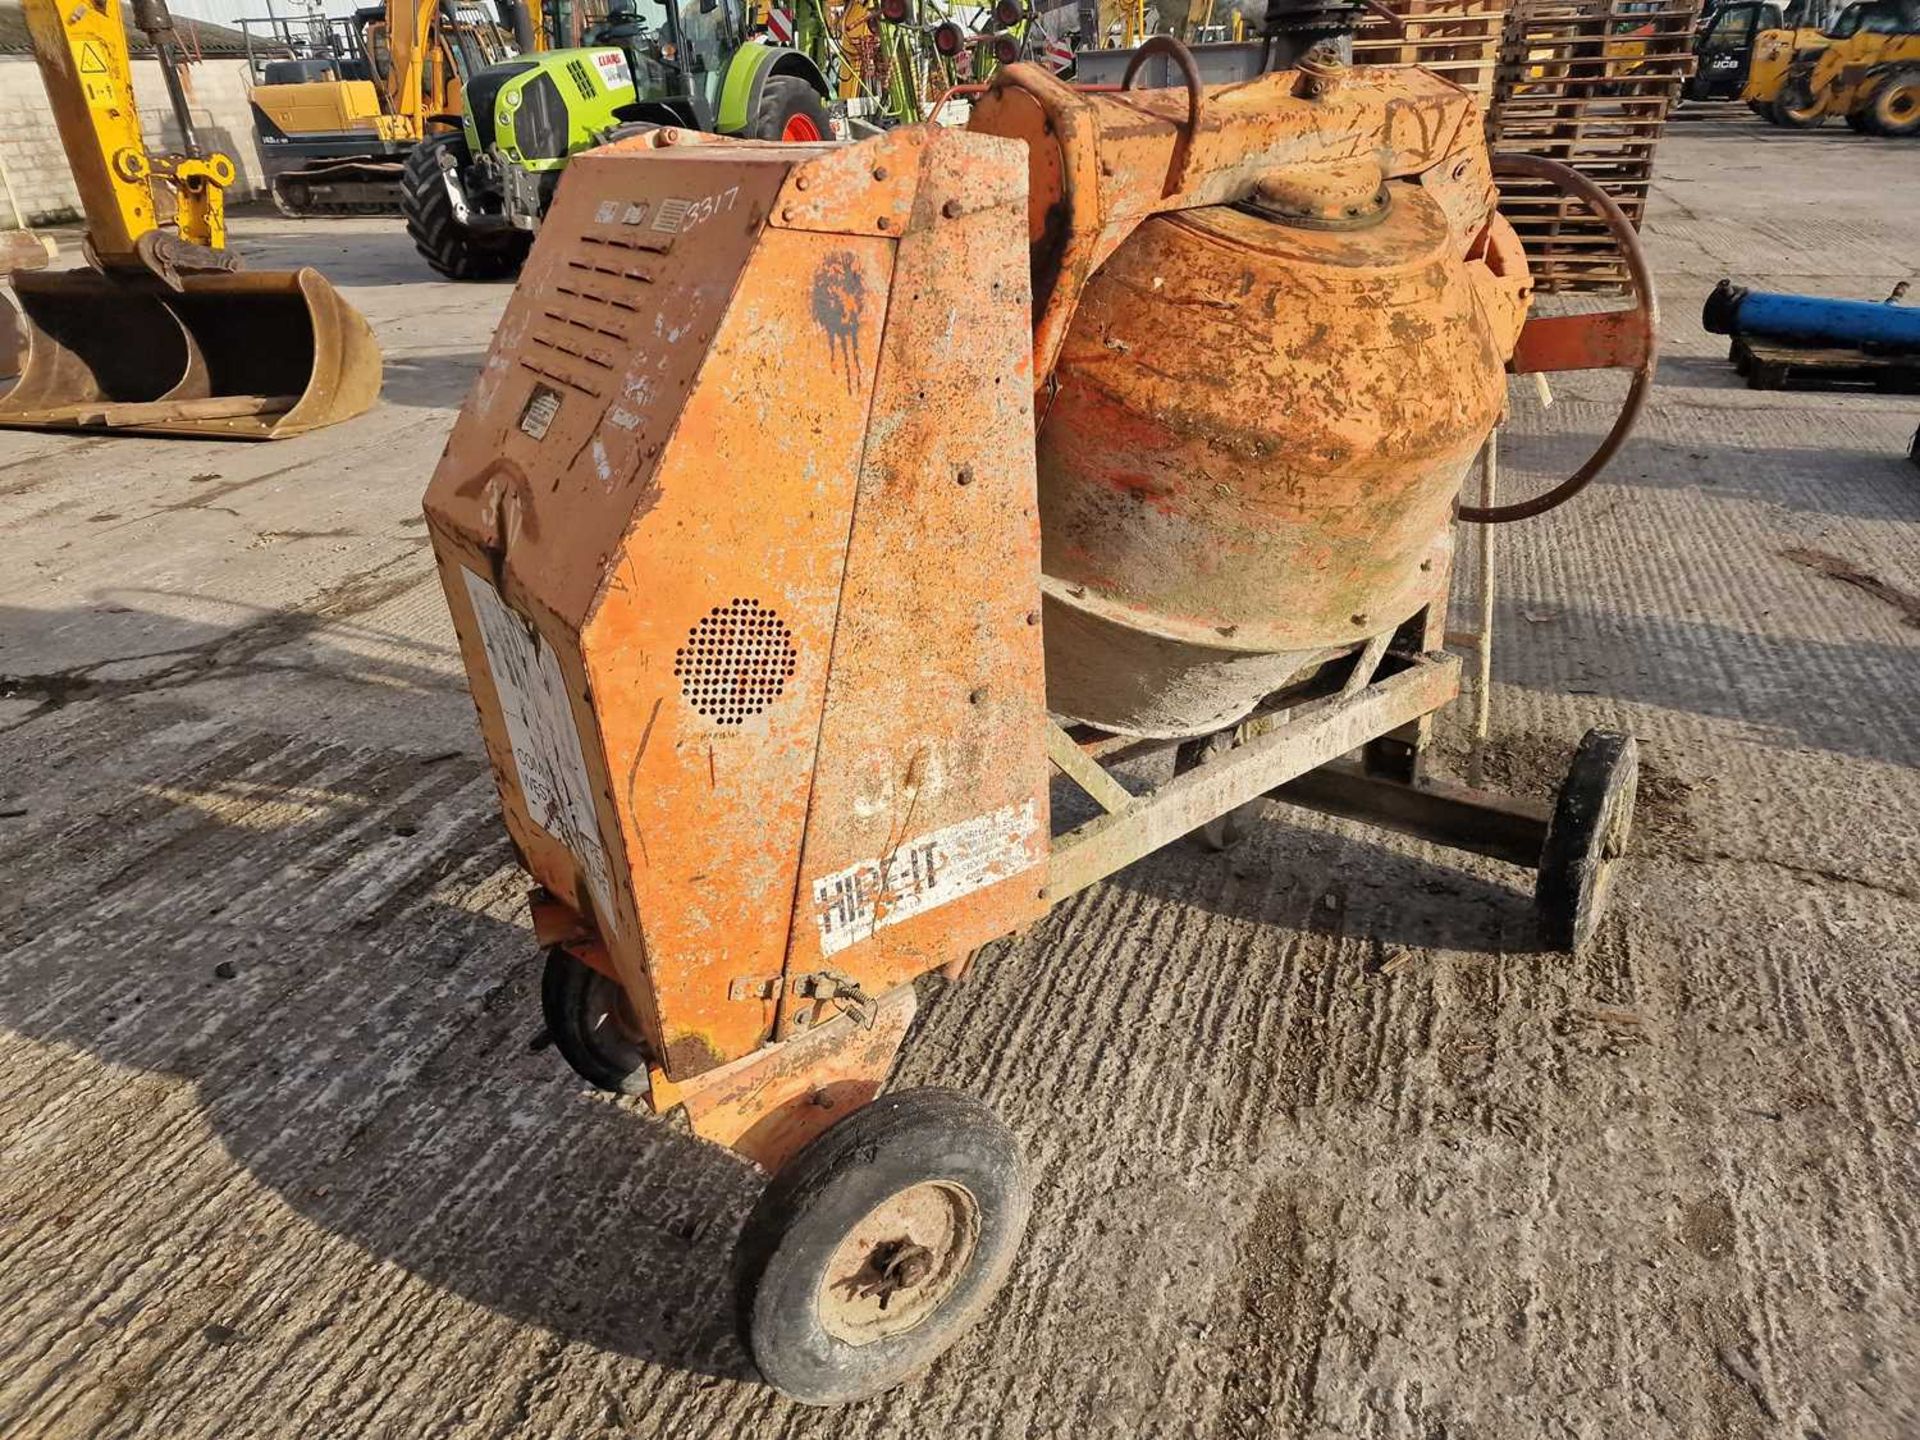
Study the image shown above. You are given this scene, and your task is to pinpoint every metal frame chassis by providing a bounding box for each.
[1044,645,1556,894]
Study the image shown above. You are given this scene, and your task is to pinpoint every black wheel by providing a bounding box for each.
[1536,729,1638,953]
[1867,69,1920,137]
[1845,107,1876,132]
[1173,727,1261,851]
[748,74,832,142]
[734,1088,1030,1406]
[400,132,530,282]
[1770,76,1827,128]
[541,948,650,1094]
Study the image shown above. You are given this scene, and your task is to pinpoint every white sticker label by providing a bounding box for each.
[594,49,633,90]
[462,569,616,934]
[812,801,1039,957]
[652,197,692,233]
[519,384,561,440]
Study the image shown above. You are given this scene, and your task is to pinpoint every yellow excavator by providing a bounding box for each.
[0,0,380,438]
[249,0,534,215]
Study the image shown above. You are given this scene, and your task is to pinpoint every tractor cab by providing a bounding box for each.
[586,0,764,131]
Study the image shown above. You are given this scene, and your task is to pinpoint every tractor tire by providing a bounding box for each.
[748,73,832,142]
[1867,68,1920,137]
[1770,75,1828,127]
[400,133,530,282]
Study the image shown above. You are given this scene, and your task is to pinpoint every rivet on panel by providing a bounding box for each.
[956,465,974,486]
[941,198,963,219]
[1025,611,1040,626]
[872,165,889,180]
[780,205,795,222]
[877,216,892,230]
[968,687,988,705]
[795,174,811,190]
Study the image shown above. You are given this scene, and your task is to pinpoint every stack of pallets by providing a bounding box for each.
[1489,0,1702,290]
[1352,0,1507,101]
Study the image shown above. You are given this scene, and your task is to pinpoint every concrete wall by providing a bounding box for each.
[0,55,269,228]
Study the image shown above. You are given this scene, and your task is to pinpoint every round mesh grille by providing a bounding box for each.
[673,599,798,726]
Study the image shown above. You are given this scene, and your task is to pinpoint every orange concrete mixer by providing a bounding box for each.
[424,30,1655,1405]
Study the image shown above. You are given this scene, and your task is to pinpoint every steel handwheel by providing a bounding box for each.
[1464,153,1660,525]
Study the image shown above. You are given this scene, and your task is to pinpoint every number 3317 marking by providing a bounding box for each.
[681,186,739,231]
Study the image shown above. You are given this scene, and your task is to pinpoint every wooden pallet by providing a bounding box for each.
[1730,336,1920,394]
[1353,0,1506,99]
[1489,0,1702,291]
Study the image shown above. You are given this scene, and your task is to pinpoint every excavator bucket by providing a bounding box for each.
[0,266,381,440]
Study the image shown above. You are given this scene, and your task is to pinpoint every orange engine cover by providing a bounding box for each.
[1036,181,1513,737]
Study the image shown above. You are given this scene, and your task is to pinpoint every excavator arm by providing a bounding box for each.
[0,0,384,437]
[21,0,234,279]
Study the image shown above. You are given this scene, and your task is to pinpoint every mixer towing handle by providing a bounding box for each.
[1461,153,1660,526]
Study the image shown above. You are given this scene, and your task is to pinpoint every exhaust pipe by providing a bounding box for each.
[0,267,381,440]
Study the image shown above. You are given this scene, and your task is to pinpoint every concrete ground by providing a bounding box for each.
[1,115,1915,1439]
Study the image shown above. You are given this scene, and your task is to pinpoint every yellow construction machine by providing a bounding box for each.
[1746,0,1920,130]
[248,0,533,215]
[0,0,380,438]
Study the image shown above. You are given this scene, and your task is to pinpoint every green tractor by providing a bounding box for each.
[401,0,833,280]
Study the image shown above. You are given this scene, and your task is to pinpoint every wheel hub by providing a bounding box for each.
[819,1181,980,1344]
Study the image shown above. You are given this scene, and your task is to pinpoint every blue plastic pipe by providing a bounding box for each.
[1703,280,1920,350]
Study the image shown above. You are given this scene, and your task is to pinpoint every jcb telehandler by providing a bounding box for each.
[399,0,833,279]
[1746,0,1920,131]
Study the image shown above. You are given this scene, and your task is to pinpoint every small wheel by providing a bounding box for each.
[541,948,650,1094]
[749,74,832,142]
[1536,729,1639,952]
[734,1088,1030,1405]
[1173,728,1261,851]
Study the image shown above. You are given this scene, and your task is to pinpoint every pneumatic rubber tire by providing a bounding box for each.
[1868,69,1920,137]
[1536,729,1639,953]
[734,1088,1030,1406]
[1770,76,1827,127]
[541,948,651,1095]
[400,132,531,282]
[749,74,832,142]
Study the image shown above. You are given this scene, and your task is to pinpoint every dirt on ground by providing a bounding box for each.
[0,114,1915,1439]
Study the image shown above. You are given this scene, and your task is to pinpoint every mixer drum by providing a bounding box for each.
[1037,178,1511,737]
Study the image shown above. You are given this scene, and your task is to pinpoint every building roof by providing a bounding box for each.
[0,1,265,58]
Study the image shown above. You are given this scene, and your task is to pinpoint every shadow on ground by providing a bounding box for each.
[0,600,765,1384]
